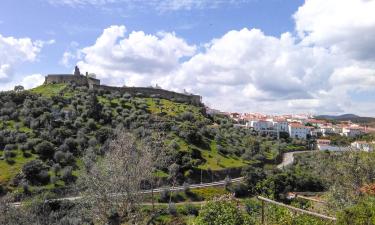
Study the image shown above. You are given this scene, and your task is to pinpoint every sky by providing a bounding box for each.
[0,0,375,116]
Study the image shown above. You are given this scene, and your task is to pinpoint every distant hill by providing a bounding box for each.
[316,114,360,120]
[315,114,375,126]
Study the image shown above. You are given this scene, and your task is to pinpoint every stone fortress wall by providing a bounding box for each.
[45,74,100,89]
[44,72,202,106]
[94,84,202,106]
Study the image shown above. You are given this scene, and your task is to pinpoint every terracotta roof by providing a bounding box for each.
[289,123,309,128]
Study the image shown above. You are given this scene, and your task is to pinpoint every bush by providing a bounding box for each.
[168,202,177,216]
[4,144,16,151]
[61,166,75,184]
[160,188,171,202]
[195,195,250,225]
[338,197,375,225]
[217,145,228,155]
[22,160,50,185]
[184,203,199,216]
[231,183,249,198]
[35,141,55,160]
[0,184,6,196]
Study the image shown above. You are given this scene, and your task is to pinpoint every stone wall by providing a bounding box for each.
[45,74,100,88]
[93,85,202,106]
[44,74,202,105]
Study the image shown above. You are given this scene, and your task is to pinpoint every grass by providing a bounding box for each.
[0,150,36,185]
[145,98,205,120]
[1,120,33,134]
[198,141,249,170]
[31,83,68,97]
[190,186,229,200]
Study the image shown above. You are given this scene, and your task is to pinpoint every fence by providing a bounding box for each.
[257,196,336,224]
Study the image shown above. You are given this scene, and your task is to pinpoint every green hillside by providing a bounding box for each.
[0,84,303,196]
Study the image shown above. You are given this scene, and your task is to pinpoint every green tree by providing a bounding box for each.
[337,197,375,225]
[195,195,252,225]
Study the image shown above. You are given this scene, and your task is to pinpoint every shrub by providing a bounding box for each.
[4,144,16,151]
[338,197,375,225]
[184,203,199,216]
[61,166,75,184]
[22,160,50,185]
[217,145,228,155]
[35,141,55,160]
[168,202,177,216]
[160,188,171,202]
[231,183,249,198]
[195,195,250,225]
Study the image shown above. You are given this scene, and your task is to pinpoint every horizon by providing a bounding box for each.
[1,0,375,116]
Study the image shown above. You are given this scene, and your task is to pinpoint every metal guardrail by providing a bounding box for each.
[257,196,336,224]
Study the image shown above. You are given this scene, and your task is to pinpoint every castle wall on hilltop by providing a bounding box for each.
[93,85,202,106]
[44,74,202,105]
[45,74,100,88]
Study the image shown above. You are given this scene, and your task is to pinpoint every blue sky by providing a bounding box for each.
[0,0,302,74]
[1,0,375,116]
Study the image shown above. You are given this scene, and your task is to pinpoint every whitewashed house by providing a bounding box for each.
[248,120,274,131]
[288,123,312,139]
[342,127,363,137]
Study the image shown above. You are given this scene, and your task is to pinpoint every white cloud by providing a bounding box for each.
[60,51,77,67]
[0,74,45,91]
[63,0,375,116]
[77,25,196,86]
[75,21,375,115]
[20,74,45,89]
[0,34,45,82]
[0,33,51,90]
[294,0,375,60]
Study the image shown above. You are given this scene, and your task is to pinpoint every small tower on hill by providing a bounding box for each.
[74,66,81,76]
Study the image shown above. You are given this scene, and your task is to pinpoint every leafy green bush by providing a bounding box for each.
[195,195,252,225]
[337,197,375,225]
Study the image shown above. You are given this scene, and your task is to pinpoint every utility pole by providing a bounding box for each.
[200,169,203,184]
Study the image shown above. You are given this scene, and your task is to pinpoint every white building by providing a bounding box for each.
[288,123,312,139]
[274,119,289,132]
[318,126,335,136]
[247,120,274,131]
[342,127,363,137]
[351,141,374,152]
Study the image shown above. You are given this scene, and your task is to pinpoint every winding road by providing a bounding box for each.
[277,148,350,169]
[10,148,350,207]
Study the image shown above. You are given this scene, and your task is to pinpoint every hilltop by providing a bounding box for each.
[1,83,301,197]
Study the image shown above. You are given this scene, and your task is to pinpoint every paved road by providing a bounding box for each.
[10,177,244,207]
[277,151,311,169]
[277,148,350,169]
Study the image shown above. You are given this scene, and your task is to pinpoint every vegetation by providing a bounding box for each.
[0,83,307,197]
[2,83,373,224]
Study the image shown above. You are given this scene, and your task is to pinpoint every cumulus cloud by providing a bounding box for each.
[68,0,375,115]
[20,74,45,89]
[0,74,45,91]
[77,25,196,86]
[294,0,375,60]
[0,33,52,90]
[0,34,46,82]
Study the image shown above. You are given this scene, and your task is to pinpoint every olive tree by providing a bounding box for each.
[78,131,154,224]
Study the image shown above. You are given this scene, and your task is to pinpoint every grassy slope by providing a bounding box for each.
[97,91,249,171]
[31,83,68,97]
[0,150,36,184]
[1,84,249,186]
